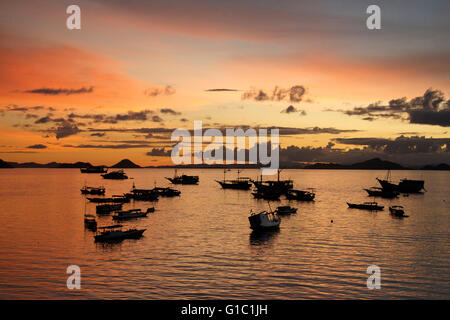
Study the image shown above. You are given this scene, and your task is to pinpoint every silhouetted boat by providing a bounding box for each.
[276,205,298,215]
[112,208,154,220]
[96,203,123,214]
[216,169,252,190]
[80,186,105,195]
[285,189,315,201]
[389,205,408,217]
[124,184,159,201]
[166,169,199,185]
[347,201,384,211]
[80,166,107,174]
[251,169,293,195]
[101,169,128,180]
[88,195,130,203]
[364,187,398,198]
[94,225,146,242]
[84,214,97,230]
[376,170,424,193]
[248,209,281,231]
[252,188,282,200]
[152,187,181,197]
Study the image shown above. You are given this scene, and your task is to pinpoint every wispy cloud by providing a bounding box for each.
[24,86,94,95]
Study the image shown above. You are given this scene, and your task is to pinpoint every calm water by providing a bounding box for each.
[0,168,449,299]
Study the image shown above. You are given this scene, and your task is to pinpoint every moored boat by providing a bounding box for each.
[276,205,298,215]
[94,225,146,242]
[285,189,315,201]
[101,169,128,180]
[88,195,130,203]
[96,203,123,214]
[80,186,106,195]
[216,169,252,190]
[166,169,199,185]
[389,205,408,217]
[84,214,97,230]
[347,201,384,211]
[80,166,107,174]
[376,170,424,193]
[364,187,398,198]
[112,208,154,220]
[248,210,281,231]
[152,187,181,197]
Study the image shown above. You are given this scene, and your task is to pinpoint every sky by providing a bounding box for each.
[0,0,449,166]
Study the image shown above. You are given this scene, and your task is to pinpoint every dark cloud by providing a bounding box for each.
[205,88,239,92]
[281,105,307,115]
[339,89,450,127]
[69,110,154,124]
[145,85,176,97]
[24,86,94,95]
[152,115,163,122]
[160,108,181,115]
[146,148,172,156]
[242,85,307,103]
[64,143,155,149]
[90,132,106,137]
[54,121,82,139]
[26,144,47,149]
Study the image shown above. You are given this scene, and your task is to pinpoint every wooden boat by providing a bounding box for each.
[285,189,315,201]
[377,170,424,193]
[248,210,281,231]
[347,201,384,211]
[364,187,398,198]
[166,169,199,185]
[80,186,106,195]
[96,203,123,214]
[88,195,130,203]
[80,166,107,174]
[152,187,181,197]
[112,208,154,220]
[124,185,159,201]
[389,205,408,217]
[216,169,252,190]
[276,205,298,215]
[101,169,128,180]
[252,189,282,200]
[94,225,146,242]
[251,169,293,195]
[84,214,97,230]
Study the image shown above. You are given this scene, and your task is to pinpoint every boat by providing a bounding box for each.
[80,186,106,195]
[363,187,399,198]
[96,203,123,214]
[216,169,252,190]
[165,169,199,185]
[251,189,282,200]
[112,208,154,220]
[285,189,315,201]
[376,170,424,193]
[276,205,298,215]
[248,210,281,231]
[87,195,130,203]
[251,169,293,195]
[101,169,128,180]
[347,201,384,211]
[389,205,408,217]
[84,214,97,230]
[80,166,107,174]
[152,187,181,197]
[94,225,146,242]
[124,184,159,201]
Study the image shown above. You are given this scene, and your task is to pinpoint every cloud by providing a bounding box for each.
[339,88,450,127]
[242,85,307,103]
[152,115,163,122]
[145,85,176,97]
[64,143,156,149]
[26,144,47,149]
[160,108,181,115]
[205,88,239,92]
[90,132,105,137]
[54,121,82,139]
[281,105,307,115]
[24,86,94,95]
[146,148,172,156]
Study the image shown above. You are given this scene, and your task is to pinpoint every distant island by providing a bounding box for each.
[1,157,449,170]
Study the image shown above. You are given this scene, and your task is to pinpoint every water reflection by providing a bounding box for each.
[249,229,280,246]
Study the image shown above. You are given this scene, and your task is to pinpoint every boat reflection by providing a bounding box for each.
[249,229,280,246]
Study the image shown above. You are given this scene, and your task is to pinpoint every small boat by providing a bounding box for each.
[80,166,107,174]
[88,195,130,203]
[347,201,384,211]
[80,186,106,195]
[94,225,146,242]
[112,208,154,220]
[248,210,281,231]
[165,169,199,185]
[276,205,298,215]
[84,214,97,230]
[101,169,128,180]
[96,203,123,214]
[389,205,408,217]
[285,189,315,201]
[152,187,181,197]
[216,169,252,190]
[364,187,398,199]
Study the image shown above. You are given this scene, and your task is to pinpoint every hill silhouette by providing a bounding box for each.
[111,159,141,168]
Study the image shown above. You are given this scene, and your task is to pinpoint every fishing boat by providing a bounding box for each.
[80,166,107,174]
[347,201,384,211]
[96,203,123,214]
[376,170,424,193]
[152,187,181,197]
[251,169,293,195]
[80,186,106,195]
[94,225,146,242]
[124,184,159,201]
[112,208,154,220]
[363,187,399,198]
[252,188,282,200]
[216,169,252,190]
[276,205,298,215]
[84,214,97,230]
[101,169,128,180]
[166,169,199,185]
[389,205,408,217]
[87,195,130,203]
[285,189,315,201]
[248,209,281,231]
